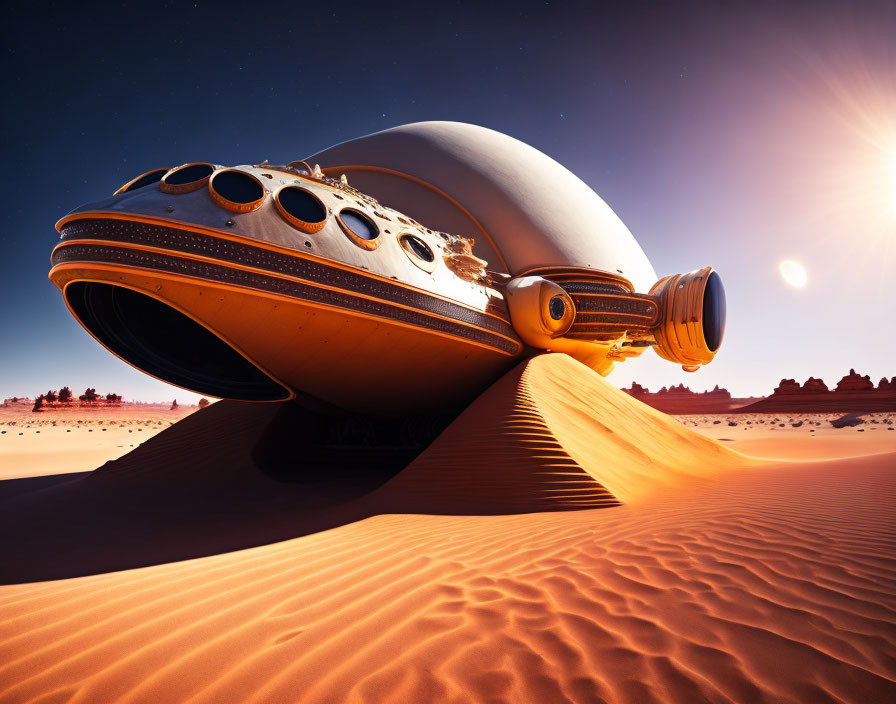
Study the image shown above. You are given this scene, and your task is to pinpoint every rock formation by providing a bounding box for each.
[621,382,755,414]
[739,370,895,413]
[835,369,874,393]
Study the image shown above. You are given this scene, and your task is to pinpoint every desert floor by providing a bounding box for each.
[0,404,200,481]
[0,362,894,704]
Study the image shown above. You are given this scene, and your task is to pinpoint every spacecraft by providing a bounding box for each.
[49,122,725,414]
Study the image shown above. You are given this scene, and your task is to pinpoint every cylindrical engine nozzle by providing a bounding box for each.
[649,266,726,371]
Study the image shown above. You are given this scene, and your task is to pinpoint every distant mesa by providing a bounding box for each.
[738,369,895,413]
[620,382,760,414]
[1,396,33,409]
[622,368,896,415]
[835,369,875,393]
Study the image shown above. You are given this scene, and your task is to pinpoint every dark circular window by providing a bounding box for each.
[702,271,726,352]
[400,235,434,262]
[209,170,265,212]
[160,163,214,194]
[338,209,380,249]
[115,168,168,195]
[211,170,264,203]
[549,296,566,320]
[166,163,213,185]
[276,186,327,233]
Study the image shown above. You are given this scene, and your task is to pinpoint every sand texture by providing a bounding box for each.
[0,404,199,480]
[380,354,748,511]
[1,355,894,703]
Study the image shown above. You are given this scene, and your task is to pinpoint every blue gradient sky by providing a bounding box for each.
[1,1,894,402]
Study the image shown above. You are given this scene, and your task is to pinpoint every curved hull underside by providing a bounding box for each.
[50,216,523,414]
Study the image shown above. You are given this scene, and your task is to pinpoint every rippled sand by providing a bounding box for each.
[1,357,893,703]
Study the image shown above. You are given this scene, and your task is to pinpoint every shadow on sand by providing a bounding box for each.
[0,401,433,584]
[2,354,722,584]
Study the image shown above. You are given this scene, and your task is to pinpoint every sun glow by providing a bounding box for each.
[779,260,808,288]
[891,143,896,212]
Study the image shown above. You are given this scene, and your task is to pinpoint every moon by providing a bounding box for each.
[779,260,808,288]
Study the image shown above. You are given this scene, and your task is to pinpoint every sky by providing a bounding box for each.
[1,0,895,402]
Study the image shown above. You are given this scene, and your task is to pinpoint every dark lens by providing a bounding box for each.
[166,163,214,185]
[121,168,167,193]
[212,170,264,204]
[549,296,566,320]
[340,210,378,240]
[403,235,434,262]
[278,187,326,223]
[702,271,726,351]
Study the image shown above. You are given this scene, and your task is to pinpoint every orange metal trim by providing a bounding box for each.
[53,211,513,325]
[336,208,381,251]
[574,311,655,318]
[54,271,295,403]
[50,240,521,348]
[50,261,520,358]
[208,169,267,213]
[159,162,215,195]
[273,185,328,234]
[521,265,635,291]
[113,168,168,196]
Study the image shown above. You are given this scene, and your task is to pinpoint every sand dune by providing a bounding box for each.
[1,452,893,703]
[377,354,748,512]
[1,355,894,703]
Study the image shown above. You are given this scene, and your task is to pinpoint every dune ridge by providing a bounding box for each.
[2,354,749,584]
[377,354,748,512]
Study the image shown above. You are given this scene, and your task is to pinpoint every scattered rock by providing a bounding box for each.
[831,413,865,428]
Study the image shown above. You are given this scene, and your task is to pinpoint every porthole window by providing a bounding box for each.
[114,168,168,195]
[337,208,380,250]
[274,185,328,234]
[160,162,215,194]
[399,234,437,272]
[208,169,266,213]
